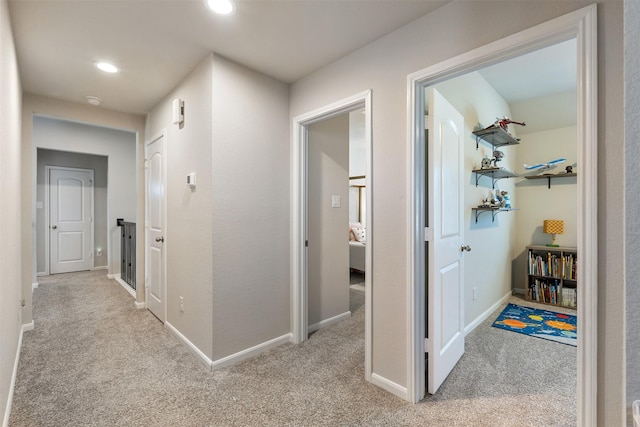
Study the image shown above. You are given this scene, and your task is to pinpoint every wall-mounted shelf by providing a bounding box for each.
[472,127,520,150]
[524,172,577,188]
[472,167,517,188]
[471,207,518,223]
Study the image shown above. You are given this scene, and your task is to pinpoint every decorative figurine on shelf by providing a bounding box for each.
[478,198,491,208]
[565,165,573,173]
[501,191,511,209]
[482,116,526,133]
[491,150,504,167]
[481,157,492,169]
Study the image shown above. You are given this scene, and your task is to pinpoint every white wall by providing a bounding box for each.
[308,114,350,328]
[435,72,517,326]
[0,0,23,423]
[625,0,640,421]
[289,2,625,423]
[32,117,135,275]
[36,149,109,272]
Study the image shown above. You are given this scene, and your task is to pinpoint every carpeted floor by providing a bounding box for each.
[9,271,576,426]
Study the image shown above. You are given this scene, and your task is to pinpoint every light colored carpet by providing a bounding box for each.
[10,270,575,426]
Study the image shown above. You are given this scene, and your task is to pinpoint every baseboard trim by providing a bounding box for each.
[308,311,351,333]
[512,287,525,296]
[3,325,24,427]
[210,333,292,371]
[36,272,47,277]
[165,322,214,369]
[134,301,146,309]
[22,321,34,333]
[370,372,408,401]
[111,274,136,299]
[107,274,116,279]
[32,282,38,290]
[464,291,512,336]
[91,265,108,271]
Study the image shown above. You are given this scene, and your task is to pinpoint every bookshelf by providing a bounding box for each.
[525,245,577,309]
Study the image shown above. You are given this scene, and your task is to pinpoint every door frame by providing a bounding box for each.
[44,165,95,275]
[144,129,168,321]
[407,4,597,425]
[291,90,373,380]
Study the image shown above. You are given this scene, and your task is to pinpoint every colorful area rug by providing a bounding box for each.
[492,303,577,346]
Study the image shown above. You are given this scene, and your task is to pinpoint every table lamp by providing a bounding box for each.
[543,219,564,247]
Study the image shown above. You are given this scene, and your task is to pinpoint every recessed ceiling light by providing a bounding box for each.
[205,0,235,15]
[95,61,120,73]
[85,96,102,106]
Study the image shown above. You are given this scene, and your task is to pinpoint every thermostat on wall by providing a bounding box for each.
[186,172,196,188]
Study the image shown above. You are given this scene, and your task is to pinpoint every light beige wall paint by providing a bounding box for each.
[32,117,136,275]
[21,94,146,321]
[290,1,624,422]
[36,148,109,271]
[210,54,290,360]
[513,126,578,286]
[435,72,517,327]
[307,114,350,328]
[625,0,640,422]
[146,54,215,359]
[0,0,22,423]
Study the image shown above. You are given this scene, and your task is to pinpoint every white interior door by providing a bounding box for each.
[146,132,166,322]
[427,88,465,394]
[49,168,93,274]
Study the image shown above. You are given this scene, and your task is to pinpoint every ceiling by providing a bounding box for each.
[8,0,448,115]
[478,39,576,104]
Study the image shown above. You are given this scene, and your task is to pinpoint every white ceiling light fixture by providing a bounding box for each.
[85,96,102,106]
[95,61,120,73]
[205,0,235,15]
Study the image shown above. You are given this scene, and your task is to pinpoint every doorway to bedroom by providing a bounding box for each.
[306,107,367,333]
[348,109,367,300]
[291,90,373,380]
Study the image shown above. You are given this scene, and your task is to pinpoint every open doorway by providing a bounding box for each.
[348,109,367,309]
[291,90,373,380]
[33,116,138,298]
[407,5,597,424]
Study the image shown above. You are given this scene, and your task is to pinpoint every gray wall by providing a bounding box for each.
[290,1,625,423]
[36,149,108,272]
[308,114,350,328]
[0,0,23,423]
[626,0,640,423]
[32,116,136,277]
[210,54,290,360]
[146,54,215,359]
[145,53,291,362]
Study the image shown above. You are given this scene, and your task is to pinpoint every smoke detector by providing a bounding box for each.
[85,96,102,106]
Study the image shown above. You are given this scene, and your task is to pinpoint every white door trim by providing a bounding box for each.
[291,90,373,380]
[407,4,597,425]
[44,165,95,275]
[145,129,168,322]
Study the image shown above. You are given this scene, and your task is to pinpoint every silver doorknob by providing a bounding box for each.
[155,236,164,242]
[461,245,471,252]
[51,225,57,229]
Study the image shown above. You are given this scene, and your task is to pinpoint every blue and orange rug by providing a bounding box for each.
[492,303,577,346]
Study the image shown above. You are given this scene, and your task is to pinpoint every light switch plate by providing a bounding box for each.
[331,195,341,208]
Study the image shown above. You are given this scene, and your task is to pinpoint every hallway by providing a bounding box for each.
[10,271,575,426]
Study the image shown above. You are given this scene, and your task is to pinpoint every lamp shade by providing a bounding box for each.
[543,219,564,235]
